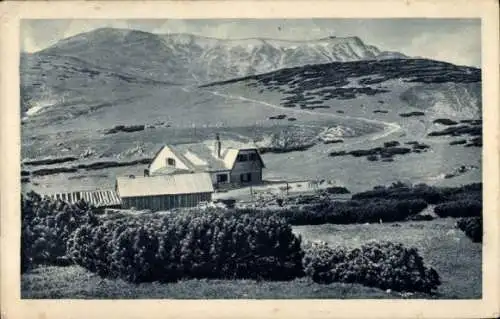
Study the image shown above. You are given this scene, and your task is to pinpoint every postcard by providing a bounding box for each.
[1,1,499,318]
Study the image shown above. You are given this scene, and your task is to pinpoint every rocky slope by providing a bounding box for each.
[202,58,482,119]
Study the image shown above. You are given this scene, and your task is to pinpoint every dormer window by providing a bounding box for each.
[167,157,176,166]
[237,154,248,162]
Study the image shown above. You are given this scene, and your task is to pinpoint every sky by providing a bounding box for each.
[21,19,481,67]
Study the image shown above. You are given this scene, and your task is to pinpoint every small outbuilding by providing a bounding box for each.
[116,172,214,211]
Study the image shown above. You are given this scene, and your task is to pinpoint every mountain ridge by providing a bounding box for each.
[34,27,406,84]
[22,27,482,123]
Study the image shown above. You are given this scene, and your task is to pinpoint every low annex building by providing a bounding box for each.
[116,172,214,211]
[145,134,266,188]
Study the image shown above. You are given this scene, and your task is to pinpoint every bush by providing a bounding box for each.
[352,182,482,206]
[457,217,482,242]
[67,210,304,283]
[324,186,350,194]
[399,111,425,117]
[384,141,400,148]
[302,241,440,293]
[236,198,428,225]
[434,200,482,217]
[433,118,458,126]
[21,191,98,272]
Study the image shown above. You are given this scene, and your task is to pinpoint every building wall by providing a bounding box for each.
[229,150,263,185]
[210,170,231,186]
[121,192,212,211]
[149,147,189,173]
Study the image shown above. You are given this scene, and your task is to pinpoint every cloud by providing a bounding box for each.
[404,25,481,67]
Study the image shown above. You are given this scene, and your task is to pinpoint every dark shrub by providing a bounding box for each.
[428,125,482,137]
[303,241,441,293]
[68,210,304,283]
[217,198,236,209]
[412,143,430,151]
[367,154,379,161]
[382,147,412,156]
[23,156,78,166]
[434,200,482,217]
[352,182,481,206]
[465,137,482,147]
[408,214,434,221]
[405,141,419,145]
[324,139,343,144]
[21,191,98,272]
[104,124,145,135]
[329,151,348,157]
[325,186,350,194]
[457,217,482,242]
[433,118,458,126]
[350,148,380,157]
[399,111,425,117]
[384,141,400,148]
[276,198,284,207]
[450,139,467,145]
[291,198,427,225]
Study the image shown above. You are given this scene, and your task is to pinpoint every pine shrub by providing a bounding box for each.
[434,200,482,217]
[67,210,304,283]
[21,191,98,272]
[457,217,482,242]
[303,241,441,293]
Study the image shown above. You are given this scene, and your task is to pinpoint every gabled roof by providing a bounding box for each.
[116,172,214,198]
[169,143,229,171]
[148,142,265,175]
[222,148,239,170]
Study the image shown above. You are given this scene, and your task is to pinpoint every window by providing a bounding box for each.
[237,154,248,162]
[167,157,176,166]
[240,173,252,183]
[217,174,228,183]
[249,153,258,161]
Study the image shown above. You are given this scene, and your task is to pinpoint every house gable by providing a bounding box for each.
[227,148,265,171]
[148,145,192,175]
[148,144,265,179]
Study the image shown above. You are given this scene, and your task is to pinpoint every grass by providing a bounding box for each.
[293,218,482,299]
[21,218,480,299]
[22,265,411,299]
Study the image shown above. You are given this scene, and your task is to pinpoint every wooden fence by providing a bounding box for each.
[43,189,121,208]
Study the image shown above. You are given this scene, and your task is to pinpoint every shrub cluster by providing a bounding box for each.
[457,217,482,243]
[434,200,481,218]
[352,182,482,205]
[67,210,304,283]
[21,191,98,272]
[236,198,428,225]
[302,241,441,293]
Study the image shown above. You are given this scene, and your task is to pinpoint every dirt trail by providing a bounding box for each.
[195,87,403,143]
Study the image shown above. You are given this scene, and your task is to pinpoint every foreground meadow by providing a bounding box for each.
[22,218,480,299]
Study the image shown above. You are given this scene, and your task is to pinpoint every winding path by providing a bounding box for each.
[192,87,403,143]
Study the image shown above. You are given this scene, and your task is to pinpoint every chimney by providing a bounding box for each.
[215,133,222,158]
